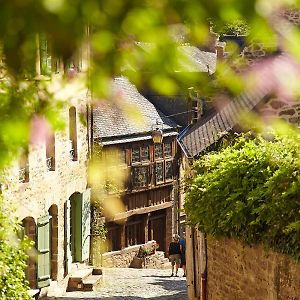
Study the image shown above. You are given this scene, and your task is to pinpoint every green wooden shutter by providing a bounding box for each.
[74,193,82,262]
[72,189,91,262]
[37,215,51,288]
[81,188,91,261]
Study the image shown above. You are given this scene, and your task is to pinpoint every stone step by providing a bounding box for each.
[67,267,102,292]
[82,274,103,291]
[70,267,93,280]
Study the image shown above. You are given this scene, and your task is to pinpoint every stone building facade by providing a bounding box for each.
[2,87,92,295]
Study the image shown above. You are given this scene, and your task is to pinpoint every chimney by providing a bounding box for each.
[188,88,203,125]
[215,41,226,59]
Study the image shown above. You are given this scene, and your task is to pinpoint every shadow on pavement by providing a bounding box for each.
[47,294,187,299]
[141,275,187,292]
[46,274,187,299]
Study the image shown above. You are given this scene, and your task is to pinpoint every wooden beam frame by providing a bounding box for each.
[106,201,173,222]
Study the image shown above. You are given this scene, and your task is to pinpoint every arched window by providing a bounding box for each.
[69,107,78,161]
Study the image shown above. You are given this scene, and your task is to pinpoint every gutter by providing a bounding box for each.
[95,129,178,146]
[176,137,193,160]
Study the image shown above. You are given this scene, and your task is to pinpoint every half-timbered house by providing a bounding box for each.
[92,77,179,252]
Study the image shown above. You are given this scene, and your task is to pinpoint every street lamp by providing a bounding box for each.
[152,128,163,144]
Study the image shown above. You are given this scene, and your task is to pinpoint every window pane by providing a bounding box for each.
[132,166,149,188]
[164,143,172,157]
[155,144,163,160]
[132,147,140,163]
[165,161,173,180]
[155,162,164,183]
[141,146,149,161]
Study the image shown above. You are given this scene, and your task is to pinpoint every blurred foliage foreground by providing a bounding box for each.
[0,197,32,300]
[1,0,300,297]
[185,133,300,260]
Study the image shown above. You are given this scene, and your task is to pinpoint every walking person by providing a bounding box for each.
[168,234,181,277]
[179,233,186,277]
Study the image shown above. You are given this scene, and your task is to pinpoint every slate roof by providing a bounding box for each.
[136,42,217,74]
[177,45,217,73]
[93,77,178,145]
[178,54,294,158]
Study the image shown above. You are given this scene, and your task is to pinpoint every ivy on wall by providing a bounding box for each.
[185,134,300,260]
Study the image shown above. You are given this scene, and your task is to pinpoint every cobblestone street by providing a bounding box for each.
[47,268,188,300]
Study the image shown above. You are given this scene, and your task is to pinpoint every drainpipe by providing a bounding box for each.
[200,233,207,300]
[201,273,206,300]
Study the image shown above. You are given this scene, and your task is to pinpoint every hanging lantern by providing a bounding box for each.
[152,128,163,144]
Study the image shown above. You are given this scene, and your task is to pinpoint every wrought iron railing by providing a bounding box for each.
[70,140,77,161]
[70,148,76,160]
[46,156,55,171]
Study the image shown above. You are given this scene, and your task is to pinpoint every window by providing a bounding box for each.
[131,144,151,189]
[155,162,164,183]
[141,146,149,161]
[132,166,150,188]
[164,143,172,157]
[132,145,150,163]
[154,144,163,160]
[132,146,140,163]
[69,107,78,161]
[165,160,173,180]
[46,132,55,171]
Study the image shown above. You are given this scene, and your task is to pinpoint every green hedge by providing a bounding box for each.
[0,197,32,300]
[185,135,300,259]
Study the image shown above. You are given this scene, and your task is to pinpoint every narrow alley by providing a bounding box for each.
[47,268,188,300]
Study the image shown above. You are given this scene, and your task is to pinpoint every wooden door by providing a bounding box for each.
[148,215,166,251]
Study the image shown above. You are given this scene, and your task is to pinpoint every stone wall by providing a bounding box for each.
[2,87,90,286]
[258,97,300,126]
[100,241,169,269]
[206,237,300,300]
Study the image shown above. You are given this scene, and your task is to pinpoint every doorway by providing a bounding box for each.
[148,211,166,251]
[64,193,81,276]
